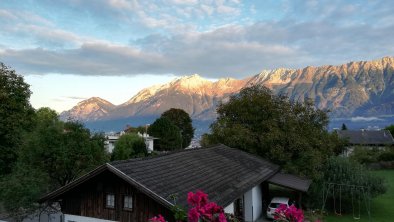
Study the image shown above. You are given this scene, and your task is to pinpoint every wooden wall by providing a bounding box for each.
[59,171,174,222]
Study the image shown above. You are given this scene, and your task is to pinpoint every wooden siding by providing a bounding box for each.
[59,171,174,222]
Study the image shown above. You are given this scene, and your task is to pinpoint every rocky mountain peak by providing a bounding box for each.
[78,97,113,106]
[172,74,212,89]
[62,56,394,124]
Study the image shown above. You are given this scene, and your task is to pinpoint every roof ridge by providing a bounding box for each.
[109,144,229,165]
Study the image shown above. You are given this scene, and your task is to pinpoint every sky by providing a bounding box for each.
[1,0,394,112]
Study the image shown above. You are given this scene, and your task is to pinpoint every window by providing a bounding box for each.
[124,195,133,210]
[106,194,115,208]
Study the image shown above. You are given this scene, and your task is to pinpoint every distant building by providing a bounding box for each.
[137,132,157,153]
[337,129,394,156]
[104,131,157,153]
[104,131,125,153]
[39,145,311,222]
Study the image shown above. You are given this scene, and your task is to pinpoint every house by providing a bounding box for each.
[104,134,121,153]
[337,130,394,156]
[39,144,310,222]
[137,132,157,153]
[104,131,157,153]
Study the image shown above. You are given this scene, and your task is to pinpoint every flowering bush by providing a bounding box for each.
[149,190,227,222]
[274,204,304,222]
[187,190,226,222]
[149,214,166,222]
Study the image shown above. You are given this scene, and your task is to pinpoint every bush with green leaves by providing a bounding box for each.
[111,133,147,160]
[307,156,386,210]
[377,151,394,161]
[350,147,380,164]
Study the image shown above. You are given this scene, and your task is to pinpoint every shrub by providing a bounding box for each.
[307,156,386,211]
[377,151,394,162]
[350,147,380,164]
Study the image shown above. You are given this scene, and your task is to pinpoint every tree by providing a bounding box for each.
[0,108,109,217]
[112,133,147,160]
[148,117,182,151]
[341,123,348,130]
[385,124,394,138]
[312,156,386,210]
[203,85,344,179]
[0,63,34,175]
[17,108,108,187]
[161,108,194,148]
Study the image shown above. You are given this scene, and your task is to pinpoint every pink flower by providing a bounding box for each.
[187,190,209,207]
[274,204,304,222]
[149,214,165,222]
[188,207,200,222]
[218,212,227,222]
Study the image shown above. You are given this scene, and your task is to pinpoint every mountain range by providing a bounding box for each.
[61,57,394,132]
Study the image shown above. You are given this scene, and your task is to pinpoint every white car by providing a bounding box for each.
[266,197,294,219]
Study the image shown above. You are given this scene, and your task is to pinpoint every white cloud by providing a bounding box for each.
[170,0,198,5]
[351,116,384,122]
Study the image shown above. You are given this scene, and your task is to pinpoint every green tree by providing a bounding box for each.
[18,108,108,187]
[148,117,182,151]
[0,63,34,175]
[0,108,109,217]
[385,124,394,138]
[0,165,48,218]
[341,123,348,130]
[312,156,386,210]
[112,133,147,160]
[161,108,194,148]
[203,85,344,179]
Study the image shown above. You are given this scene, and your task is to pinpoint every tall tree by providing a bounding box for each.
[161,108,194,148]
[148,117,182,151]
[0,108,109,217]
[203,85,344,179]
[341,123,348,130]
[18,108,108,187]
[112,133,147,160]
[385,124,394,138]
[0,63,34,175]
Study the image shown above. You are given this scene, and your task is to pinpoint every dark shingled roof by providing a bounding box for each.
[110,144,279,208]
[337,130,394,145]
[267,173,311,192]
[39,145,280,209]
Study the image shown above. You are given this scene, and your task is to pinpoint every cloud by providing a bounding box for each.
[2,0,394,79]
[3,15,394,79]
[350,116,384,122]
[64,96,88,100]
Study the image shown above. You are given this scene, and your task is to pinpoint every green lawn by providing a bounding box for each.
[324,169,394,222]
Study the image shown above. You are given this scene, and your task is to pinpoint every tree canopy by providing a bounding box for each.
[0,63,34,175]
[148,117,182,151]
[17,108,108,187]
[0,108,109,216]
[385,124,394,138]
[161,108,194,148]
[111,133,147,160]
[202,85,344,178]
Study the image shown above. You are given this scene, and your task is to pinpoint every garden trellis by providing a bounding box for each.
[321,182,371,221]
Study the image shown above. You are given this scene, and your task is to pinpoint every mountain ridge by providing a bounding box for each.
[61,56,394,124]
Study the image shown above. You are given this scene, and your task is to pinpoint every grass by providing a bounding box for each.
[324,169,394,222]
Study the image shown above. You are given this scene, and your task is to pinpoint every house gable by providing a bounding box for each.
[41,167,173,221]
